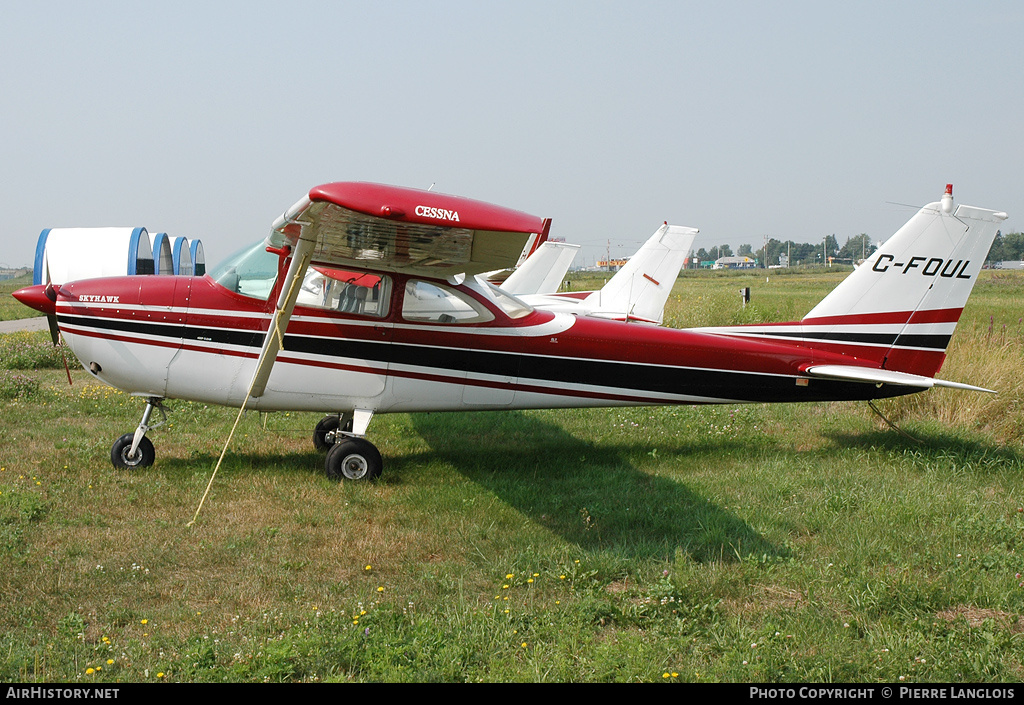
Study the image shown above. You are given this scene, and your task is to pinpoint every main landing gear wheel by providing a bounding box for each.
[313,415,353,452]
[325,438,382,481]
[111,433,155,469]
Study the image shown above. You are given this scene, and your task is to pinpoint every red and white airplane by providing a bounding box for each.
[13,182,1006,481]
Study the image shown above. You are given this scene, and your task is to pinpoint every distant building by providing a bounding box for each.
[712,256,757,270]
[0,267,29,280]
[597,258,629,271]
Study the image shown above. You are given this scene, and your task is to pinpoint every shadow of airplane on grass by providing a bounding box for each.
[160,409,785,563]
[155,408,1020,566]
[410,409,784,563]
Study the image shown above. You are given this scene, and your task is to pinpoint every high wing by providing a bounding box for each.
[269,182,546,279]
[249,182,547,399]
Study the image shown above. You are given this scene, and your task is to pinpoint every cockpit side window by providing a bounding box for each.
[296,267,391,318]
[401,280,495,324]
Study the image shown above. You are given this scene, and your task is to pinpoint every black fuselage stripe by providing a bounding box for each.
[751,330,951,350]
[58,313,264,348]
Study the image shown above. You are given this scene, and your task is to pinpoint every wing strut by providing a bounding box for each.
[249,234,316,398]
[189,234,315,526]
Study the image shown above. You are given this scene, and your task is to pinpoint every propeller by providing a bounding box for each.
[41,252,60,346]
[42,252,72,385]
[43,286,60,346]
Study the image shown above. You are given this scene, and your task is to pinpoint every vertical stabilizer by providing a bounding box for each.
[801,186,1007,376]
[585,223,699,324]
[501,241,580,295]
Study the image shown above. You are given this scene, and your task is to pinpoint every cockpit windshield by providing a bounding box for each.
[209,241,279,299]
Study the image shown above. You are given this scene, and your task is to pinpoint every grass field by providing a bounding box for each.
[1,269,1022,682]
[0,273,34,321]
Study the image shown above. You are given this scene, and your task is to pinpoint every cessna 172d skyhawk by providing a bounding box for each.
[12,182,1006,481]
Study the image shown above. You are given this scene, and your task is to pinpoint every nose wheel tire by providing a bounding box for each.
[325,438,382,481]
[111,434,155,469]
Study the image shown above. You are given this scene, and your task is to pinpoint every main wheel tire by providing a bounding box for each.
[111,433,155,469]
[325,438,382,481]
[313,416,340,452]
[313,416,353,452]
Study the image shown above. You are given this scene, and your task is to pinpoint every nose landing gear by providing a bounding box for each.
[111,433,155,468]
[111,397,167,469]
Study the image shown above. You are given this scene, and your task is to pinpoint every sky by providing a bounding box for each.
[1,1,1022,270]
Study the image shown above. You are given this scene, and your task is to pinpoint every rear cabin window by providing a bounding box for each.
[401,280,495,324]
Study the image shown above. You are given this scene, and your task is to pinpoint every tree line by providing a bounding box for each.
[984,231,1024,263]
[695,231,1023,267]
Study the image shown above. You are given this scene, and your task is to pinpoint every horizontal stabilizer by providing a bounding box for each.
[804,364,995,394]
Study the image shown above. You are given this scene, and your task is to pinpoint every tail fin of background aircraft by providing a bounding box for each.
[801,185,1007,378]
[512,218,553,268]
[501,241,580,295]
[584,223,699,324]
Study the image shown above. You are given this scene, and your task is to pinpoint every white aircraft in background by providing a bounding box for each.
[499,241,580,296]
[520,222,698,325]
